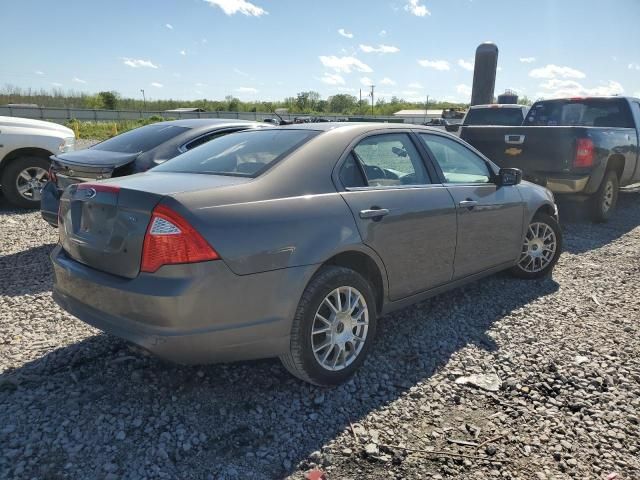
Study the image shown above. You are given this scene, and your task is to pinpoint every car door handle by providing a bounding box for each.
[359,208,389,219]
[459,200,478,209]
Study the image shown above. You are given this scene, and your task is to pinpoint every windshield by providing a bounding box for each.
[91,124,189,153]
[464,108,524,126]
[525,99,633,127]
[153,129,317,177]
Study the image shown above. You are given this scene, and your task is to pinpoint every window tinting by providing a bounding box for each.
[464,108,525,126]
[153,129,316,177]
[339,153,366,188]
[352,133,429,187]
[92,124,189,153]
[420,134,491,184]
[525,99,634,127]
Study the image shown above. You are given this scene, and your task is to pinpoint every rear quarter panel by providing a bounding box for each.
[164,192,363,275]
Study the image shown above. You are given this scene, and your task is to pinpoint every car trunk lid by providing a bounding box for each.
[51,151,140,188]
[58,172,250,278]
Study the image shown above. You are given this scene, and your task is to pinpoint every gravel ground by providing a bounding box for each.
[1,189,639,480]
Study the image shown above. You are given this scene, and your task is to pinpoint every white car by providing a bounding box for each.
[0,116,75,207]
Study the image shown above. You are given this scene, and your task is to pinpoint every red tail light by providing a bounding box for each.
[574,138,594,168]
[141,204,219,273]
[48,165,58,183]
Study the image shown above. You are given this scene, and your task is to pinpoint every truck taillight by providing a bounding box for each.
[141,204,219,273]
[574,138,594,168]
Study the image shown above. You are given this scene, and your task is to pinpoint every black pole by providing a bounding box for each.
[370,85,375,116]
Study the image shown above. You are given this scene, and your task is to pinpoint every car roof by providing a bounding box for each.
[258,122,455,138]
[157,118,262,128]
[468,104,525,109]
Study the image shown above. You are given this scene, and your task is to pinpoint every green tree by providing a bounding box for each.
[327,94,357,114]
[98,91,119,110]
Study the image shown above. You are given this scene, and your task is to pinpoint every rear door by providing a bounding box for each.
[337,132,457,300]
[418,132,524,279]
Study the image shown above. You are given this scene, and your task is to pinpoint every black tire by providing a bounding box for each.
[509,212,563,279]
[589,170,619,223]
[280,266,377,386]
[1,156,50,208]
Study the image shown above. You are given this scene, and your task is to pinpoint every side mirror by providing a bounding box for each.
[497,168,522,186]
[445,123,460,133]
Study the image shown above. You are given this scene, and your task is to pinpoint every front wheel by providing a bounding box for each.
[280,266,377,386]
[1,156,50,208]
[510,213,562,279]
[590,170,619,223]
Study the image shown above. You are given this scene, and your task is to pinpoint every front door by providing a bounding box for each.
[337,132,457,300]
[418,132,524,279]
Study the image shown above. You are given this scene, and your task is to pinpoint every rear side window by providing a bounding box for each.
[350,133,430,187]
[339,154,367,188]
[525,99,634,127]
[464,108,525,126]
[153,129,316,177]
[92,124,189,153]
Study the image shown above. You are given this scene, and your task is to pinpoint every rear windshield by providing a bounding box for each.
[464,107,525,126]
[153,129,317,177]
[525,99,633,127]
[92,124,189,153]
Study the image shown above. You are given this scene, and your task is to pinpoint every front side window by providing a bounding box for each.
[350,133,429,187]
[153,129,316,177]
[420,134,492,184]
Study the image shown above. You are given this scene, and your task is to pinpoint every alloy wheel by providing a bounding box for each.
[16,167,48,201]
[602,180,614,213]
[311,286,369,371]
[518,222,557,273]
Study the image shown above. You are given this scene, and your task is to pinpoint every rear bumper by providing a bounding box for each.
[51,245,317,364]
[40,181,61,227]
[545,176,590,194]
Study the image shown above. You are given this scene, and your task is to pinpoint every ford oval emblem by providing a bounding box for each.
[85,188,97,199]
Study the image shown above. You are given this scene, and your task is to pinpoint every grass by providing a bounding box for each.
[65,116,173,140]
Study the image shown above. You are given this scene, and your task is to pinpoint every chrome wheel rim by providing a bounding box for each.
[518,222,557,273]
[602,181,614,212]
[16,167,48,201]
[311,286,369,371]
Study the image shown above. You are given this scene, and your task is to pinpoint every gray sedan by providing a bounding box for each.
[51,123,562,385]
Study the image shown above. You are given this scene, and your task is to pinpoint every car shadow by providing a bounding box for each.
[557,190,640,255]
[0,244,57,297]
[0,270,559,479]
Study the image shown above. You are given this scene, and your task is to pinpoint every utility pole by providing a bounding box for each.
[140,89,146,111]
[359,88,362,115]
[370,84,375,116]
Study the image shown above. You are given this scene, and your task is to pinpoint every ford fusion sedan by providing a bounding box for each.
[51,123,562,385]
[41,119,264,226]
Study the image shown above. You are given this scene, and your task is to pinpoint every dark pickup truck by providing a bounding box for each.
[460,96,640,221]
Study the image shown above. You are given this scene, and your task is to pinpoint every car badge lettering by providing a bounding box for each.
[85,188,97,199]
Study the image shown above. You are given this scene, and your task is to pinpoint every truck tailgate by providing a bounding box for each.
[460,126,581,176]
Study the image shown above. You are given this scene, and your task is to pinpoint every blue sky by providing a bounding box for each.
[3,0,640,103]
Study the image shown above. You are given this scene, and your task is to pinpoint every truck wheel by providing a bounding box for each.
[1,156,50,209]
[510,213,562,279]
[590,170,619,223]
[280,266,377,386]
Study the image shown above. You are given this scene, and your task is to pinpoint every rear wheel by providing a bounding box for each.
[1,156,50,208]
[590,170,619,223]
[280,266,377,386]
[510,213,562,279]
